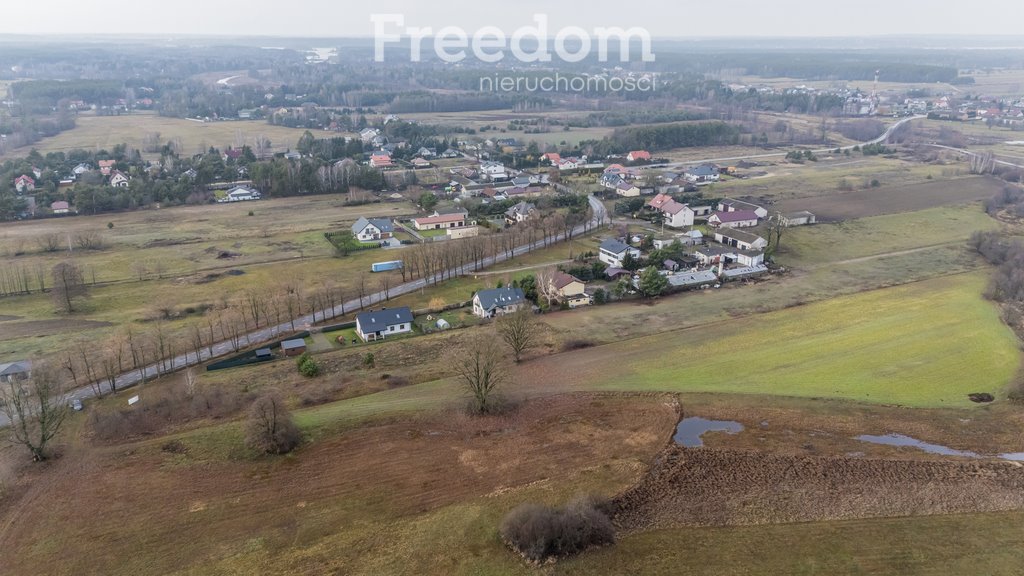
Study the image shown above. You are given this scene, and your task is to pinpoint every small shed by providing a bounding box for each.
[436,318,451,330]
[255,348,273,359]
[281,339,307,357]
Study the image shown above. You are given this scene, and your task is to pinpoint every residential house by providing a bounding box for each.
[648,194,693,228]
[549,271,591,308]
[556,157,580,170]
[480,188,508,202]
[695,245,764,267]
[473,287,527,318]
[600,173,626,189]
[14,175,34,193]
[98,159,116,176]
[708,210,759,228]
[359,128,381,143]
[50,201,70,214]
[441,148,462,158]
[411,157,432,168]
[780,211,816,226]
[627,150,651,162]
[31,166,42,179]
[717,198,768,218]
[222,148,243,162]
[504,201,537,225]
[479,161,507,180]
[72,163,92,176]
[221,186,261,202]
[109,170,130,188]
[541,152,561,165]
[356,307,414,342]
[370,153,394,169]
[691,205,714,217]
[510,176,532,188]
[615,182,641,197]
[714,229,768,251]
[599,238,641,268]
[416,147,437,158]
[284,151,302,161]
[0,360,32,384]
[684,164,720,183]
[351,217,394,241]
[412,212,467,231]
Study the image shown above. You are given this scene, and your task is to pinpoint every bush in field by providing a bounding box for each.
[245,392,302,455]
[296,352,320,377]
[500,496,615,563]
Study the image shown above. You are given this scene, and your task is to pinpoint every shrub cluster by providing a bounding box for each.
[245,392,302,455]
[499,497,614,563]
[296,352,320,377]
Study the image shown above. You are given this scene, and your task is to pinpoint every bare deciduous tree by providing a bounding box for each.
[245,391,301,454]
[456,335,508,414]
[496,307,540,363]
[51,261,87,313]
[1,363,68,461]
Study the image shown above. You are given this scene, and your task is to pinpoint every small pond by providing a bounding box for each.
[673,417,744,447]
[857,433,1024,461]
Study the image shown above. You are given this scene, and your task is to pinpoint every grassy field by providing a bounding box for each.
[775,204,999,266]
[0,196,419,358]
[0,112,327,160]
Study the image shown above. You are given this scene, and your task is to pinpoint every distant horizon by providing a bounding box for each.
[5,1,1024,39]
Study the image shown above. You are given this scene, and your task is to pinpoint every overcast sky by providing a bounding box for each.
[3,0,1024,38]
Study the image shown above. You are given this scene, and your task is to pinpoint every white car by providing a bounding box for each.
[70,398,83,411]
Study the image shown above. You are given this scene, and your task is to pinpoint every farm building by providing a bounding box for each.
[473,287,527,318]
[281,339,307,357]
[0,360,32,384]
[781,211,817,226]
[598,239,641,268]
[352,217,394,241]
[356,307,414,342]
[708,210,760,228]
[717,198,768,219]
[721,264,769,279]
[714,229,768,251]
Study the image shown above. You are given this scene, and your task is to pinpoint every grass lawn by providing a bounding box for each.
[417,228,449,238]
[776,204,999,268]
[571,272,1019,407]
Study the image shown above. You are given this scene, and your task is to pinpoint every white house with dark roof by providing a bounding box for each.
[351,217,394,241]
[473,287,526,318]
[684,164,720,183]
[356,307,414,342]
[599,238,641,268]
[714,229,768,251]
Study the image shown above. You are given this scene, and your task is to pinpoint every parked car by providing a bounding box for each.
[70,398,83,411]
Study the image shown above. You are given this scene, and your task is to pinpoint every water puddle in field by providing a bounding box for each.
[856,433,1024,461]
[673,417,744,447]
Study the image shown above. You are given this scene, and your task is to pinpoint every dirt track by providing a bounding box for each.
[611,446,1024,533]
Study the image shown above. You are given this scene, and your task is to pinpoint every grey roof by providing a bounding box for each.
[0,360,31,377]
[599,238,633,255]
[352,217,394,235]
[667,270,718,287]
[688,164,719,176]
[475,287,526,311]
[357,307,414,330]
[716,228,766,245]
[722,264,769,278]
[281,339,306,350]
[505,201,536,218]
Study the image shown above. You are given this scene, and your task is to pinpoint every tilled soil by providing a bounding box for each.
[611,446,1024,533]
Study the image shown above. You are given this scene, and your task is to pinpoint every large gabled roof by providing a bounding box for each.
[357,307,414,329]
[475,287,526,310]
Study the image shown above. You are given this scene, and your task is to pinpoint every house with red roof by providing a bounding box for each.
[627,150,651,162]
[51,201,70,214]
[370,153,393,169]
[14,175,35,193]
[98,159,116,176]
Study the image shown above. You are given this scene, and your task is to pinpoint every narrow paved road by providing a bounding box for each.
[0,195,609,427]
